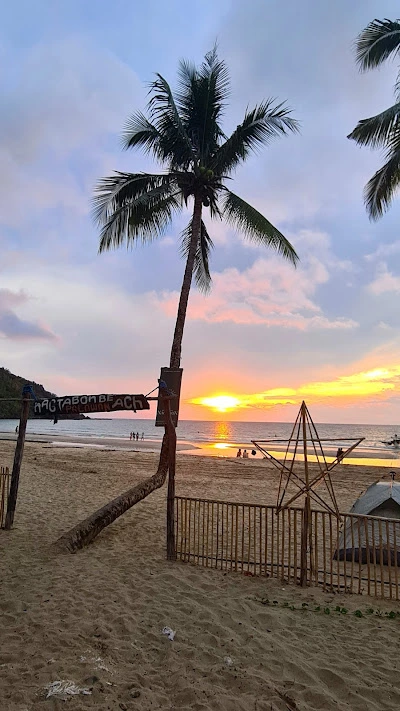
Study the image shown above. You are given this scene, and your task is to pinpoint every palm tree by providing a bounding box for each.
[56,48,299,553]
[348,18,400,219]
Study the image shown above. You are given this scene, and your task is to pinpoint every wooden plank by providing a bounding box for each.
[287,508,292,583]
[247,506,251,574]
[235,504,239,573]
[293,509,298,584]
[271,507,275,578]
[314,510,319,587]
[322,512,327,591]
[329,513,334,590]
[393,522,399,601]
[371,518,378,598]
[336,513,341,593]
[281,508,285,581]
[386,519,393,600]
[211,502,215,568]
[205,499,210,567]
[350,515,355,595]
[241,505,245,574]
[378,519,384,599]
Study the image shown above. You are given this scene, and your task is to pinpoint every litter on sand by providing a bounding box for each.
[162,626,176,641]
[45,680,92,699]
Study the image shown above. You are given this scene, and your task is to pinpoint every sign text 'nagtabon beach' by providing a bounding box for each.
[33,393,150,416]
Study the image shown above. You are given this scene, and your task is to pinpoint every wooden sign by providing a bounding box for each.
[155,367,183,428]
[33,393,150,416]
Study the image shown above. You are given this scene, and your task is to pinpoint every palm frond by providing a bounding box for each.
[348,103,400,148]
[93,171,181,252]
[121,111,162,156]
[92,172,173,225]
[98,191,182,252]
[177,45,229,163]
[355,18,400,70]
[180,219,214,293]
[147,73,195,168]
[364,150,400,220]
[212,101,299,176]
[222,190,298,265]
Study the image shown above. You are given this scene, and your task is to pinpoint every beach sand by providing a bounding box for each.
[1,439,400,710]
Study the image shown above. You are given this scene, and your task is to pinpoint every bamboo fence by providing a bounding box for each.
[174,496,400,601]
[0,466,10,529]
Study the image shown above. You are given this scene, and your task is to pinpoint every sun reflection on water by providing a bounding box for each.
[213,421,232,440]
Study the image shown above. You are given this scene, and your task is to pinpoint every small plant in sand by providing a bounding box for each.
[255,597,400,620]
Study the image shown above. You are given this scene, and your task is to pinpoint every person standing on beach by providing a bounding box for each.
[141,432,144,440]
[136,432,139,441]
[236,449,242,458]
[243,450,249,459]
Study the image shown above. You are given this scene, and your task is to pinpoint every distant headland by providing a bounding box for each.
[0,367,88,420]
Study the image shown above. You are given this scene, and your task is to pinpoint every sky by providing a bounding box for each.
[2,0,400,424]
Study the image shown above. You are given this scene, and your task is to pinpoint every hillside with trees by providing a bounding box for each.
[0,367,86,419]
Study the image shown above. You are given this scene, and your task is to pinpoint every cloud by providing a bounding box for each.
[155,230,358,331]
[0,288,57,341]
[368,263,400,295]
[365,241,400,263]
[190,364,400,413]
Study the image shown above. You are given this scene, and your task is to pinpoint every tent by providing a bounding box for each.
[335,480,400,565]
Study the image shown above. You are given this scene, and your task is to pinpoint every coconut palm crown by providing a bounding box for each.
[348,18,400,219]
[94,48,299,368]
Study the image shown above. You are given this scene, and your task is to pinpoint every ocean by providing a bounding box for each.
[1,417,400,464]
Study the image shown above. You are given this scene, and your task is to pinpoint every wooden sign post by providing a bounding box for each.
[5,394,30,530]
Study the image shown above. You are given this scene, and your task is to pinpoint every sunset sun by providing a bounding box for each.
[192,395,241,413]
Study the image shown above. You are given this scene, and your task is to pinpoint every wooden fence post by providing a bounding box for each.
[5,394,30,530]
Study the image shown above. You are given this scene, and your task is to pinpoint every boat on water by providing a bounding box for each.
[382,435,400,448]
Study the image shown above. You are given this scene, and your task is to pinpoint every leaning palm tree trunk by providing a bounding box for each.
[55,389,176,552]
[55,205,201,554]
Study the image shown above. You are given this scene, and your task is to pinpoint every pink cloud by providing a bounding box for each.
[368,262,400,295]
[157,256,357,330]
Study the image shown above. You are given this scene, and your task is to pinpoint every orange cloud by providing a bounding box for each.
[189,365,400,413]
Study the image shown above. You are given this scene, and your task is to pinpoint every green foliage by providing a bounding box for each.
[94,47,299,282]
[180,218,214,293]
[0,367,55,419]
[349,18,400,218]
[0,367,85,420]
[354,19,400,71]
[255,596,400,620]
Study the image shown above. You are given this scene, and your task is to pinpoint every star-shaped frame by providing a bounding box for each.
[252,401,364,517]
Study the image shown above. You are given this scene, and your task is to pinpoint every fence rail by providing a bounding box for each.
[175,496,400,600]
[0,466,10,528]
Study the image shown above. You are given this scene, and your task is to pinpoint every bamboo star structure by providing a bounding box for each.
[252,401,364,517]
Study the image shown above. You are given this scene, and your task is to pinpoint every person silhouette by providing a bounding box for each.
[236,449,242,458]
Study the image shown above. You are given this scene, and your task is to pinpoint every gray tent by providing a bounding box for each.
[335,480,400,565]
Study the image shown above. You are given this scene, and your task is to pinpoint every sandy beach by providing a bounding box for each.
[1,439,400,711]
